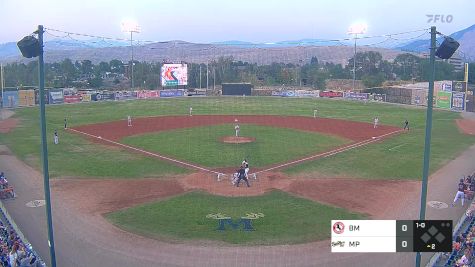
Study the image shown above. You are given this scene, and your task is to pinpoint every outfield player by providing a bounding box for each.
[373,117,379,129]
[452,178,466,207]
[127,115,132,127]
[189,106,193,116]
[64,117,68,129]
[404,119,409,131]
[53,130,59,145]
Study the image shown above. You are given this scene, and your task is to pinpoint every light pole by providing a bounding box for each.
[17,25,57,267]
[121,20,140,90]
[348,22,367,91]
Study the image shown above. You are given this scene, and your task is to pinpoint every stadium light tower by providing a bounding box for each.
[121,19,140,89]
[348,22,367,91]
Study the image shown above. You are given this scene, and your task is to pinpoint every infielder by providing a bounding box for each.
[453,178,466,207]
[373,117,379,129]
[127,115,132,127]
[404,119,409,131]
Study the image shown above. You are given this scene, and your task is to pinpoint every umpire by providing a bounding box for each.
[236,165,250,187]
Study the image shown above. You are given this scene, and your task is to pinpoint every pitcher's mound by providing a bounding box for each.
[220,136,255,144]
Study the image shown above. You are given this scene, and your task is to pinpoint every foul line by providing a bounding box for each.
[68,128,221,175]
[252,129,403,175]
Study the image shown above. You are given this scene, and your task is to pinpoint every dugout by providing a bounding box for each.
[222,83,253,96]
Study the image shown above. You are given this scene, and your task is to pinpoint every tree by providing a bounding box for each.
[420,59,456,81]
[110,59,124,74]
[310,56,319,65]
[60,58,78,82]
[394,53,421,80]
[80,60,94,75]
[362,73,385,88]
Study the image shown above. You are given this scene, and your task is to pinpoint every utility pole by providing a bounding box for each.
[199,64,202,89]
[353,33,357,90]
[37,25,57,267]
[415,26,437,267]
[1,64,4,109]
[206,62,209,91]
[213,67,216,90]
[121,21,140,90]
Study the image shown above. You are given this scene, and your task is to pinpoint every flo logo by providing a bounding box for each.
[206,213,265,231]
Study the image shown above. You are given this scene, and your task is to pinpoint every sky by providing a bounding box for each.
[0,0,474,44]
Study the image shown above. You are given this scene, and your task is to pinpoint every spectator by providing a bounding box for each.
[454,235,462,252]
[9,243,19,267]
[456,248,472,266]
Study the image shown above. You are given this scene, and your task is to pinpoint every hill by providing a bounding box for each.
[398,24,475,61]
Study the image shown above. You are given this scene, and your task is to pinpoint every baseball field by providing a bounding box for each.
[1,96,474,245]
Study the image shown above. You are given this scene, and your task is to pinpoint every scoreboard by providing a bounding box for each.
[331,220,452,253]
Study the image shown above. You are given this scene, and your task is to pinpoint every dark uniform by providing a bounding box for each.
[236,166,250,187]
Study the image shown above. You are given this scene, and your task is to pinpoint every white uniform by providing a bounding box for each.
[373,117,379,128]
[235,124,240,137]
[54,132,59,144]
[242,160,249,178]
[127,115,132,127]
[189,107,193,116]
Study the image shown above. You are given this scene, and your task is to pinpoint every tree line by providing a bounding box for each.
[2,51,471,90]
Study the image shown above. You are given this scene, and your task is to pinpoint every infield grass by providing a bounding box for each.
[1,97,474,179]
[106,190,365,245]
[122,124,350,168]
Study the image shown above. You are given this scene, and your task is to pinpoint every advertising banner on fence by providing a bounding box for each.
[160,89,184,98]
[35,90,49,105]
[343,92,369,100]
[64,95,81,103]
[114,91,136,100]
[436,91,452,109]
[371,94,386,102]
[451,92,465,111]
[48,90,64,104]
[2,91,19,108]
[294,90,320,97]
[91,92,114,101]
[136,90,160,99]
[411,89,427,106]
[161,64,188,86]
[79,92,91,102]
[18,90,35,106]
[452,81,467,92]
[319,91,343,98]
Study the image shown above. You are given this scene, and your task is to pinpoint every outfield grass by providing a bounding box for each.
[122,124,350,168]
[285,111,475,179]
[106,190,365,245]
[1,97,474,179]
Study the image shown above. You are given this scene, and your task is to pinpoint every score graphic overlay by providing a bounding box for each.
[331,220,452,253]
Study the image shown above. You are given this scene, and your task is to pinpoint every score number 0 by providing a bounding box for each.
[401,224,408,248]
